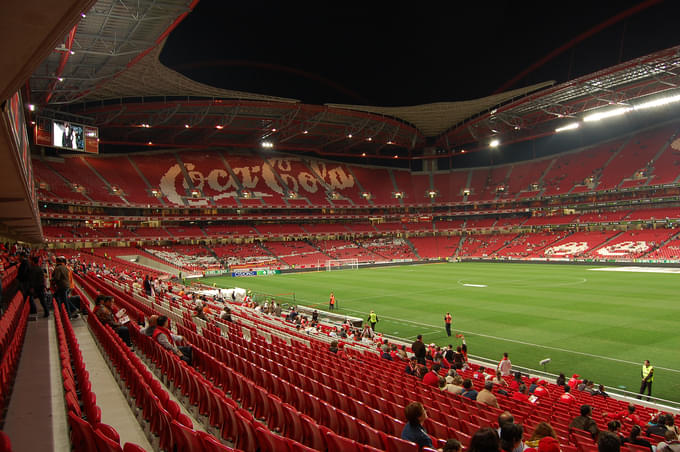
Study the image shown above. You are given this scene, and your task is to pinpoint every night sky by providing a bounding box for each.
[161,0,680,107]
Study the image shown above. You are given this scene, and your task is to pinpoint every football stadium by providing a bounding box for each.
[1,1,680,451]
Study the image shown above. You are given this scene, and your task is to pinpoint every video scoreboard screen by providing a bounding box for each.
[34,118,99,154]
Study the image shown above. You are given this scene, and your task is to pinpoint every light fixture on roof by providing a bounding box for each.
[81,12,86,18]
[27,104,35,112]
[140,123,150,128]
[303,130,308,134]
[271,128,277,132]
[427,190,438,199]
[147,141,153,145]
[347,133,352,138]
[555,122,580,133]
[490,139,500,148]
[387,140,394,145]
[460,149,466,153]
[361,192,371,200]
[70,50,75,55]
[261,141,274,149]
[215,125,224,129]
[361,152,366,157]
[393,155,398,159]
[366,137,372,141]
[393,192,404,199]
[634,92,680,110]
[57,77,64,82]
[583,107,630,122]
[184,124,190,128]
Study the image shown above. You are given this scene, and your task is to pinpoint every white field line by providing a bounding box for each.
[336,307,680,374]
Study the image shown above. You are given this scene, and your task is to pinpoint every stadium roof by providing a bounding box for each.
[24,0,680,159]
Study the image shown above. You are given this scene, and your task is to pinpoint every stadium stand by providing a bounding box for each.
[409,236,462,259]
[349,166,396,207]
[84,156,164,206]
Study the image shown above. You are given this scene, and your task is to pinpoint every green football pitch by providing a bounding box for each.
[201,262,680,403]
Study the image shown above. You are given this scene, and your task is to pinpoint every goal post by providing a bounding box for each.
[326,258,359,271]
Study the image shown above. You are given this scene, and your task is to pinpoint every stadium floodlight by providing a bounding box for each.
[583,107,631,122]
[634,92,680,110]
[490,139,500,148]
[555,122,580,133]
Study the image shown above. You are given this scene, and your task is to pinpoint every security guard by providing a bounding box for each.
[638,359,654,400]
[367,310,379,331]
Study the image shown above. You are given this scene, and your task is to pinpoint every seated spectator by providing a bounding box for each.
[477,381,500,408]
[627,425,653,452]
[666,415,680,438]
[656,430,680,452]
[397,344,408,361]
[558,385,576,406]
[423,364,441,386]
[525,422,558,450]
[462,378,478,400]
[607,421,625,445]
[512,384,530,403]
[389,344,399,360]
[501,423,525,452]
[569,405,600,440]
[510,372,523,391]
[443,374,465,395]
[492,370,509,387]
[329,340,339,353]
[220,305,232,322]
[497,412,515,435]
[405,357,418,376]
[442,439,462,452]
[604,404,645,428]
[400,402,433,448]
[556,373,566,388]
[95,295,131,347]
[193,301,208,320]
[598,432,621,452]
[594,384,609,397]
[141,315,158,336]
[469,427,501,452]
[647,414,670,438]
[415,364,428,380]
[153,315,192,365]
[381,344,393,361]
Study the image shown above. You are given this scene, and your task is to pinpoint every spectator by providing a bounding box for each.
[469,427,501,452]
[405,356,418,376]
[423,364,441,386]
[220,305,232,322]
[329,340,339,353]
[501,423,525,452]
[556,373,566,388]
[477,381,500,408]
[462,379,478,400]
[607,421,625,445]
[498,352,512,376]
[442,439,462,452]
[141,315,158,336]
[153,315,192,365]
[628,425,653,452]
[569,405,599,440]
[397,344,408,361]
[558,385,576,406]
[381,344,393,361]
[512,384,530,403]
[411,335,426,365]
[647,414,670,437]
[28,256,49,317]
[51,256,77,318]
[400,402,433,448]
[498,412,515,434]
[604,404,645,428]
[443,374,465,395]
[510,372,523,391]
[598,432,621,452]
[389,344,399,360]
[537,437,561,452]
[444,344,455,363]
[665,415,680,438]
[525,422,558,450]
[492,370,509,387]
[656,430,680,452]
[95,295,131,347]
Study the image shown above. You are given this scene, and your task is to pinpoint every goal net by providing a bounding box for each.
[325,258,359,271]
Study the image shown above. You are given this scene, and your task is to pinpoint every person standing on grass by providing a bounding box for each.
[329,292,336,311]
[445,312,453,337]
[638,360,654,400]
[367,310,379,331]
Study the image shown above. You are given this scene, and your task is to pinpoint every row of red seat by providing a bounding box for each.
[54,294,144,452]
[0,291,30,440]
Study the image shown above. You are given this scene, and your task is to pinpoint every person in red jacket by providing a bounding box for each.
[422,364,441,386]
[152,315,192,365]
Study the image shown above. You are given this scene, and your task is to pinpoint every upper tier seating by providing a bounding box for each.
[45,157,125,205]
[265,157,332,207]
[350,166,396,207]
[255,223,306,236]
[393,171,431,206]
[203,224,258,238]
[577,211,631,223]
[32,159,90,203]
[541,139,625,196]
[130,153,192,207]
[432,171,468,204]
[84,156,162,206]
[598,124,678,190]
[645,128,680,185]
[506,159,553,199]
[625,206,680,221]
[301,223,349,234]
[434,219,465,231]
[224,153,287,207]
[177,151,239,207]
